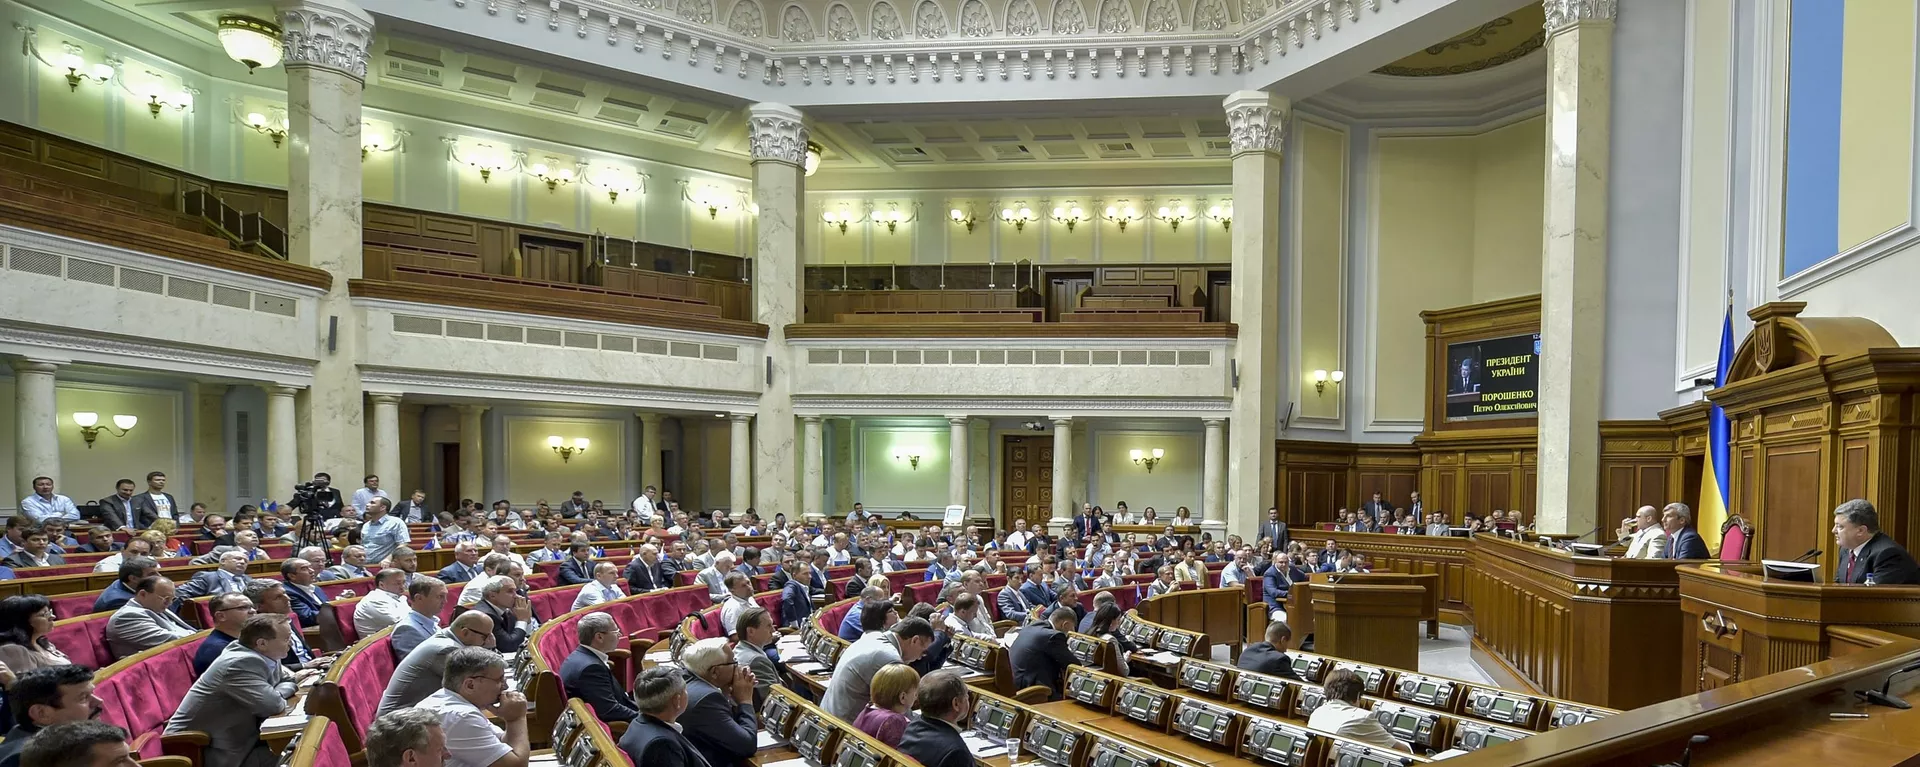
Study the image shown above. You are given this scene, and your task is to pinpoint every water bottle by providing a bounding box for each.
[1865,571,1879,586]
[1005,737,1022,767]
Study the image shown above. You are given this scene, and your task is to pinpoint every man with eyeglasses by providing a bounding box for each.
[414,647,529,767]
[190,593,257,677]
[377,611,496,717]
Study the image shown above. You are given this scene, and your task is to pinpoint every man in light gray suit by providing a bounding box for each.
[696,552,736,604]
[376,610,496,717]
[174,552,252,600]
[164,614,298,767]
[105,576,196,660]
[731,604,782,711]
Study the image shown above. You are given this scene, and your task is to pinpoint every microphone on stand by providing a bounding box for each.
[1793,548,1823,563]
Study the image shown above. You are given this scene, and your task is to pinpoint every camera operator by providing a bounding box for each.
[288,473,347,550]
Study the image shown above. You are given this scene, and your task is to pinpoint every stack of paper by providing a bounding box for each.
[261,712,310,734]
[757,731,785,749]
[645,651,675,663]
[762,758,811,767]
[960,735,1008,757]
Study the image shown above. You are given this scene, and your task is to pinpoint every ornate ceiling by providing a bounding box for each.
[1375,1,1541,76]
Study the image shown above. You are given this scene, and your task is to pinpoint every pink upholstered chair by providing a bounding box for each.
[1718,514,1754,561]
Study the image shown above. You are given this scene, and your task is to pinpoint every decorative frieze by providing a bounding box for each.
[279,0,376,80]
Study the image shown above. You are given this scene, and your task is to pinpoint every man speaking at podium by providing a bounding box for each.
[1832,500,1920,585]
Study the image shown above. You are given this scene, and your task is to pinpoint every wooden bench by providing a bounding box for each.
[0,167,206,233]
[835,309,1042,324]
[0,186,232,251]
[0,197,331,289]
[389,266,723,318]
[363,244,485,277]
[1061,308,1206,323]
[1081,294,1173,309]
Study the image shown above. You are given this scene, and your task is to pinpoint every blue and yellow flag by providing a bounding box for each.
[1698,307,1736,554]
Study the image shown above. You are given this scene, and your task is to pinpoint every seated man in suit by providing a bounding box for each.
[1,525,63,569]
[560,613,638,723]
[279,557,351,628]
[90,557,160,615]
[618,667,707,767]
[191,593,255,677]
[435,542,483,584]
[163,614,299,767]
[105,576,196,660]
[1009,607,1079,700]
[624,544,672,593]
[731,605,782,711]
[385,574,448,661]
[1307,669,1407,751]
[1236,621,1301,679]
[175,551,253,600]
[897,670,972,767]
[1833,499,1920,585]
[1660,503,1710,560]
[415,647,532,767]
[378,611,495,716]
[1620,506,1670,559]
[557,543,597,586]
[471,576,536,655]
[675,638,760,767]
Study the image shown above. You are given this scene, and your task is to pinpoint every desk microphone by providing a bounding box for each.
[1857,659,1920,710]
[1653,735,1709,767]
[1793,548,1823,563]
[1572,525,1602,543]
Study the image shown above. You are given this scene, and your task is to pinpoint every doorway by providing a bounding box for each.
[1047,273,1093,322]
[517,235,586,283]
[1000,434,1054,531]
[439,443,460,512]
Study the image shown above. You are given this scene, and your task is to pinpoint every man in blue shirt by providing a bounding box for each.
[836,587,893,640]
[18,476,80,524]
[390,575,448,661]
[358,497,410,566]
[92,557,161,614]
[191,594,256,676]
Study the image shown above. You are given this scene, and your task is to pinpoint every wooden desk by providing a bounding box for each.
[1467,534,1687,709]
[1286,572,1441,642]
[1677,562,1920,691]
[1290,528,1472,622]
[1310,581,1427,671]
[1136,587,1248,651]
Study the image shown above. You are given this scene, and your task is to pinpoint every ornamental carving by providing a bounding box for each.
[1143,0,1178,32]
[278,4,375,80]
[728,0,765,37]
[870,1,903,38]
[782,5,817,40]
[828,3,862,39]
[961,0,997,37]
[1050,0,1087,34]
[915,0,951,37]
[1097,0,1133,33]
[677,0,715,24]
[748,111,810,166]
[1192,0,1228,31]
[1225,100,1286,155]
[1543,0,1616,33]
[1005,0,1040,35]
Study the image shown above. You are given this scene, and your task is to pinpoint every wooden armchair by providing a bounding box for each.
[1718,514,1754,561]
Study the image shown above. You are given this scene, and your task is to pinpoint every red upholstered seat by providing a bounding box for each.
[318,578,370,600]
[753,574,774,591]
[753,591,783,626]
[314,719,351,767]
[96,633,204,759]
[883,569,925,593]
[536,562,563,581]
[1719,523,1750,561]
[982,587,1005,620]
[337,635,397,740]
[1204,571,1222,588]
[525,573,556,591]
[331,599,363,647]
[438,584,466,624]
[1246,580,1264,605]
[825,565,855,580]
[51,590,108,620]
[676,570,700,586]
[819,599,858,630]
[49,613,115,669]
[905,581,943,606]
[663,586,711,618]
[533,585,583,621]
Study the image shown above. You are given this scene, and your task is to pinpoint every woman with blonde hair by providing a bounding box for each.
[853,663,920,746]
[148,518,190,557]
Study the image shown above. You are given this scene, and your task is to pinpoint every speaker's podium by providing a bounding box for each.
[1678,562,1920,692]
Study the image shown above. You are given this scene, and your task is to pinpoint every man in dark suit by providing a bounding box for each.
[677,637,759,767]
[897,670,973,767]
[1661,503,1711,560]
[618,668,706,767]
[471,577,535,654]
[96,479,138,531]
[1258,507,1288,549]
[1833,499,1920,585]
[1237,621,1301,679]
[1261,557,1293,618]
[391,490,432,525]
[1361,492,1395,527]
[1009,607,1079,700]
[558,543,596,586]
[561,613,639,723]
[127,472,180,530]
[625,545,672,593]
[1072,503,1102,540]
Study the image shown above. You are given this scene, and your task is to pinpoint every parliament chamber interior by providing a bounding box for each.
[2,0,1920,765]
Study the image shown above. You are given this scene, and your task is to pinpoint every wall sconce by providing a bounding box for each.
[136,80,193,119]
[53,46,115,92]
[1206,201,1233,231]
[1050,204,1092,233]
[948,207,978,233]
[874,203,916,234]
[444,138,522,183]
[242,109,288,148]
[1102,203,1145,232]
[804,140,822,177]
[1130,447,1165,473]
[548,435,590,462]
[72,412,137,448]
[527,158,577,192]
[999,203,1038,233]
[683,183,737,219]
[893,447,925,471]
[585,166,644,203]
[361,127,409,160]
[821,205,864,234]
[1154,202,1195,230]
[1312,369,1345,394]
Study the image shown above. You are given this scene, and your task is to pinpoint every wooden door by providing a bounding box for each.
[519,235,585,283]
[1001,435,1054,531]
[439,443,460,512]
[1047,275,1092,322]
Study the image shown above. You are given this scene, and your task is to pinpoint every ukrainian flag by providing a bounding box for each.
[1698,307,1735,554]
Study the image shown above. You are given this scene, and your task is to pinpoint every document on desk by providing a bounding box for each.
[261,712,310,734]
[960,734,1008,757]
[1141,651,1182,664]
[763,758,812,767]
[757,731,786,749]
[951,666,988,680]
[1429,749,1470,760]
[998,631,1020,647]
[645,650,675,663]
[788,660,828,674]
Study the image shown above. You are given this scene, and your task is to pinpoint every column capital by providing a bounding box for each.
[454,403,490,416]
[1544,0,1616,34]
[1202,418,1227,428]
[800,415,824,424]
[747,103,810,166]
[729,413,756,424]
[1222,90,1290,157]
[636,411,664,424]
[278,0,375,81]
[367,393,404,406]
[6,358,60,375]
[261,384,300,398]
[946,416,971,426]
[1050,417,1074,428]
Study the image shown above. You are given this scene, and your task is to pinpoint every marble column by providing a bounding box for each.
[279,1,373,478]
[748,103,808,520]
[802,416,825,521]
[1050,418,1074,533]
[192,384,229,515]
[637,412,664,493]
[830,418,855,516]
[369,394,403,495]
[968,418,992,521]
[947,416,970,510]
[729,414,754,513]
[1535,0,1615,535]
[1223,91,1288,541]
[263,385,299,499]
[456,404,487,504]
[1201,419,1227,533]
[11,359,60,493]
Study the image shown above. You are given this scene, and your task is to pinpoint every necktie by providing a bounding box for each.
[1846,552,1856,582]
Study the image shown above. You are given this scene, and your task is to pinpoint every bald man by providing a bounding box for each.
[377,610,496,716]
